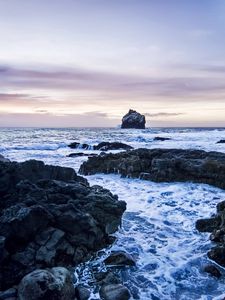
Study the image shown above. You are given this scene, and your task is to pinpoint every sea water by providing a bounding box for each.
[1,127,225,299]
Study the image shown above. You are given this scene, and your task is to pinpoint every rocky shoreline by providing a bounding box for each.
[79,148,225,279]
[0,155,128,299]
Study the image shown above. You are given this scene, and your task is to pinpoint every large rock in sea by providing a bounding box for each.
[121,109,146,129]
[0,157,126,290]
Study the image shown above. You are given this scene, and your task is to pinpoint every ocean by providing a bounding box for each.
[1,127,225,300]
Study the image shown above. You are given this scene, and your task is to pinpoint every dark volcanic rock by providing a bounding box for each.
[67,153,98,158]
[93,142,133,151]
[18,267,75,300]
[0,159,126,290]
[195,216,221,232]
[121,109,146,129]
[68,142,133,152]
[68,142,89,149]
[217,139,225,144]
[154,137,171,141]
[75,285,91,300]
[99,284,131,300]
[204,265,222,278]
[79,148,225,189]
[104,251,136,266]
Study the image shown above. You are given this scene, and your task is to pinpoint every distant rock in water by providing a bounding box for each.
[0,157,126,291]
[217,139,225,144]
[93,142,133,151]
[121,109,146,129]
[68,141,133,151]
[154,137,171,141]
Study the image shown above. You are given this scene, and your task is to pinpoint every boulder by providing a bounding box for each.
[99,284,131,300]
[68,142,89,149]
[18,267,75,300]
[121,109,146,129]
[217,140,225,144]
[104,251,136,266]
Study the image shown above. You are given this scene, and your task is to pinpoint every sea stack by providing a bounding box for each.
[121,109,146,129]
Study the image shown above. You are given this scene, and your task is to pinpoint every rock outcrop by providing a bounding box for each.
[79,148,225,189]
[0,158,126,291]
[68,141,133,151]
[121,110,146,129]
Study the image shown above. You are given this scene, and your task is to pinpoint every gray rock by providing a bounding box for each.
[121,109,146,129]
[99,284,130,300]
[104,251,136,266]
[18,267,75,300]
[75,285,90,300]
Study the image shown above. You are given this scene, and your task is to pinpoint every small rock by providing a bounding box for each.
[99,284,130,300]
[104,251,136,266]
[208,246,225,267]
[204,265,222,278]
[75,285,90,300]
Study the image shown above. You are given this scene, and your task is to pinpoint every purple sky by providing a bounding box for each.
[0,0,225,127]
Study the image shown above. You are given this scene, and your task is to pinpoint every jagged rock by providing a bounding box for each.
[99,284,131,300]
[18,267,75,300]
[154,137,171,141]
[104,251,136,266]
[0,159,126,290]
[79,148,225,190]
[121,109,146,129]
[204,265,222,278]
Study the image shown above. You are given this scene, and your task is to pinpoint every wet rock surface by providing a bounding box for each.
[79,148,225,189]
[121,109,146,129]
[104,251,136,266]
[0,158,126,292]
[18,267,75,300]
[99,283,131,300]
[68,141,133,152]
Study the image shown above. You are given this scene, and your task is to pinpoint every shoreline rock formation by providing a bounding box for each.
[79,148,225,189]
[0,158,126,297]
[68,141,133,151]
[121,109,146,129]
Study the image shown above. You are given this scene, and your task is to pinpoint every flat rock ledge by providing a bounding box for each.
[0,158,126,296]
[79,148,225,189]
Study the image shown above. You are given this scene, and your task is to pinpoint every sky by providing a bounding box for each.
[0,0,225,127]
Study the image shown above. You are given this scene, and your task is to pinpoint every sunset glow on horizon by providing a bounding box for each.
[0,0,225,127]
